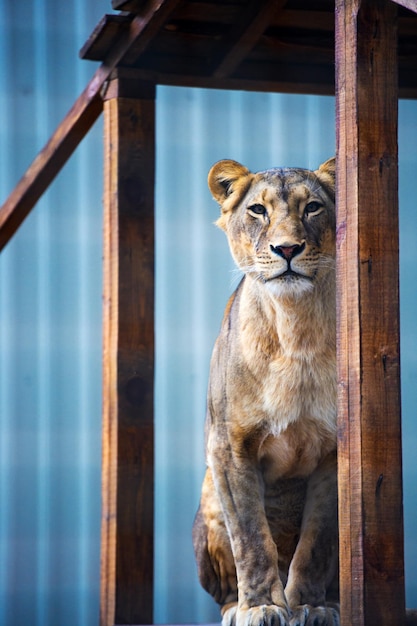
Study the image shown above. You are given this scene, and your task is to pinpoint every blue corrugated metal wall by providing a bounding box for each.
[1,4,416,625]
[0,2,104,625]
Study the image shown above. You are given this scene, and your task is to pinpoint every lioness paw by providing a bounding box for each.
[289,604,339,626]
[222,603,238,626]
[222,604,291,626]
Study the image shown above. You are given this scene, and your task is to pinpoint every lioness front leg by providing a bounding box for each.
[285,451,339,626]
[193,470,238,609]
[210,444,291,626]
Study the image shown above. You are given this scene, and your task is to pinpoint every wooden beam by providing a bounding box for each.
[0,81,102,251]
[126,65,335,96]
[211,0,286,79]
[335,1,405,625]
[119,0,183,66]
[101,73,155,626]
[111,0,147,10]
[78,14,133,62]
[0,0,179,252]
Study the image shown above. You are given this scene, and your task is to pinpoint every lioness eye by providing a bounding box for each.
[248,204,266,216]
[304,201,323,217]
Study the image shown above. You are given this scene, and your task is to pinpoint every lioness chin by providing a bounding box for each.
[193,158,339,626]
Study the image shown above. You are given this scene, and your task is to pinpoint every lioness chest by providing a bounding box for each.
[210,280,337,482]
[227,353,336,481]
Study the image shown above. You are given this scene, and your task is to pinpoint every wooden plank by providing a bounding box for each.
[116,62,417,98]
[120,0,183,66]
[399,12,417,35]
[272,9,335,31]
[79,14,133,62]
[111,0,147,11]
[101,74,155,626]
[0,0,179,252]
[251,38,334,65]
[335,1,405,625]
[211,0,287,79]
[164,1,240,24]
[81,0,183,64]
[144,24,335,66]
[128,63,335,95]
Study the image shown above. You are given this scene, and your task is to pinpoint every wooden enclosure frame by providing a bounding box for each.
[1,1,416,625]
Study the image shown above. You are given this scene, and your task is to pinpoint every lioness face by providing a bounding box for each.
[209,159,335,298]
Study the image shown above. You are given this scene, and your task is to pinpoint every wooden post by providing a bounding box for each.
[101,71,155,626]
[336,1,405,625]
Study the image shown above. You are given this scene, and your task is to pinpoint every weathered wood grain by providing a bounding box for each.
[79,2,417,98]
[336,0,405,624]
[211,0,286,79]
[101,75,155,626]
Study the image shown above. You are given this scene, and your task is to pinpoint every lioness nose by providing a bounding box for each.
[270,242,306,261]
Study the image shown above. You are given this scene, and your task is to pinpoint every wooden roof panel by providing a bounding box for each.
[80,0,417,97]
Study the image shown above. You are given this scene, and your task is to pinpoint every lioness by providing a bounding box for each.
[193,159,339,626]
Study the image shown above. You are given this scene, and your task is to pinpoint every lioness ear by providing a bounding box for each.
[315,157,336,196]
[208,159,251,204]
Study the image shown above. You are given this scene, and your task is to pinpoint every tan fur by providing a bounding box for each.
[193,159,339,626]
